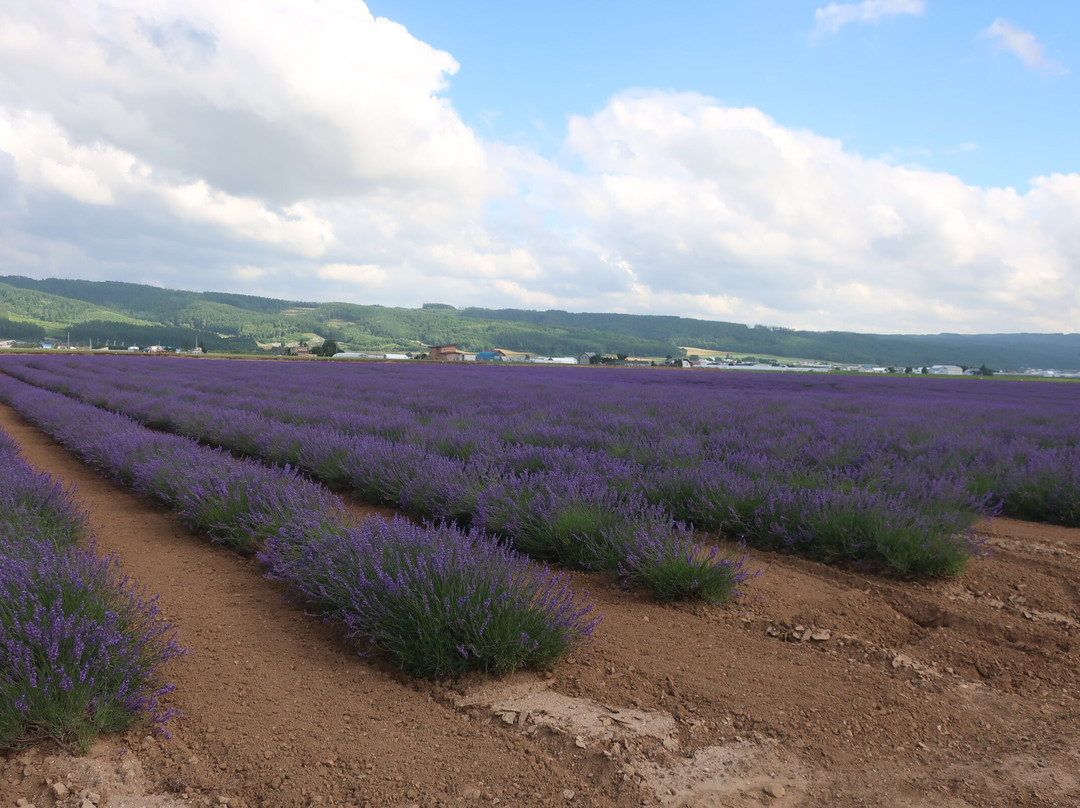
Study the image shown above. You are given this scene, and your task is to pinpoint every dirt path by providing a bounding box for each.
[2,401,1078,808]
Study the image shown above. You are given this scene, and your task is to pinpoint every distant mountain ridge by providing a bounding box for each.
[1,275,1077,370]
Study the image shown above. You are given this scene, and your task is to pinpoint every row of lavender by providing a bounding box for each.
[0,356,756,599]
[0,374,598,678]
[8,357,1073,575]
[0,426,182,751]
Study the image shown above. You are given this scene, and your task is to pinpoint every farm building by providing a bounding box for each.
[429,344,465,361]
[530,356,578,364]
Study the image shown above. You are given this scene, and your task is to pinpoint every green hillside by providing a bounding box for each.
[0,282,155,330]
[0,277,677,357]
[1,275,1077,370]
[460,307,1080,370]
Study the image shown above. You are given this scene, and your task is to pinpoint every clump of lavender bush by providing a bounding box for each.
[476,471,751,603]
[0,444,86,554]
[0,543,184,752]
[261,518,599,677]
[1001,447,1080,527]
[0,432,183,753]
[133,446,350,555]
[616,522,757,604]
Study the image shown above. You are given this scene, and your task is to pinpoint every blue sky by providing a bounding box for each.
[0,1,1077,334]
[371,0,1075,188]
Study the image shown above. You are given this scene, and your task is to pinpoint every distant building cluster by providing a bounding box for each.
[0,340,204,355]
[3,338,1076,378]
[424,345,580,364]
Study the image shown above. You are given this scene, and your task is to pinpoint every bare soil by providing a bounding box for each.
[1,402,1077,808]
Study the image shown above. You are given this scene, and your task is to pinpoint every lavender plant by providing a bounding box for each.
[260,517,599,677]
[0,442,86,554]
[0,543,184,752]
[0,430,183,752]
[617,522,756,603]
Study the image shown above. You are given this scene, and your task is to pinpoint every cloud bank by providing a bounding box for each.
[0,0,1077,335]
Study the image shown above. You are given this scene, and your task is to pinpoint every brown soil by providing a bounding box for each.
[1,402,1077,808]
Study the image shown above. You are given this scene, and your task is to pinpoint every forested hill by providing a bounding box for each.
[1,275,1077,369]
[459,307,1080,370]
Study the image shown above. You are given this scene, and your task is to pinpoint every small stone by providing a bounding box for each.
[892,654,913,669]
[763,782,786,799]
[52,783,70,799]
[79,801,95,808]
[810,630,831,642]
[574,736,588,749]
[799,629,812,642]
[85,793,102,805]
[642,616,649,622]
[501,712,518,726]
[461,785,482,800]
[218,797,231,806]
[562,789,576,801]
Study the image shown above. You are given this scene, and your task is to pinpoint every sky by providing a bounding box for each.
[0,1,1077,335]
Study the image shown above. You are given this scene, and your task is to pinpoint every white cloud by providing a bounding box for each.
[544,90,1080,333]
[156,184,334,257]
[0,0,493,204]
[317,263,388,286]
[38,158,115,206]
[980,19,1068,75]
[811,0,924,39]
[0,111,334,257]
[233,266,267,281]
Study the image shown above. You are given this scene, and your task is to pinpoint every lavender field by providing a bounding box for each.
[5,355,1077,581]
[0,372,598,679]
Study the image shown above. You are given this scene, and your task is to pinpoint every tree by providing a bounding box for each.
[314,339,339,357]
[979,364,995,377]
